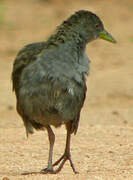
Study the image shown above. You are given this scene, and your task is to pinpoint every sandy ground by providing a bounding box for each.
[0,0,133,179]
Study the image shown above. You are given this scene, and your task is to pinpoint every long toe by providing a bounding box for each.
[41,166,55,174]
[53,154,65,167]
[52,153,78,174]
[67,155,79,174]
[21,168,55,175]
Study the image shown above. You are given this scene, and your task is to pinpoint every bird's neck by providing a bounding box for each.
[47,26,87,56]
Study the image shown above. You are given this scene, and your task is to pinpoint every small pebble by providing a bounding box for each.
[7,105,13,110]
[2,177,10,180]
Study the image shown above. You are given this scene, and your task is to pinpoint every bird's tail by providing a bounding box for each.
[24,119,44,138]
[24,120,34,138]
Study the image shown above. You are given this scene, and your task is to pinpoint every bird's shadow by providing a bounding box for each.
[21,171,45,175]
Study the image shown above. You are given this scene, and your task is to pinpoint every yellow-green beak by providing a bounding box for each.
[100,30,116,43]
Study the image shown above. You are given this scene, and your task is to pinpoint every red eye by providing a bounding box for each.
[95,24,99,28]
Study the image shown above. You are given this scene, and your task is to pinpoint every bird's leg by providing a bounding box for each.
[52,122,78,174]
[41,125,55,173]
[22,123,78,175]
[21,125,55,175]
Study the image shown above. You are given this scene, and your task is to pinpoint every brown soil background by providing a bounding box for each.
[0,0,133,179]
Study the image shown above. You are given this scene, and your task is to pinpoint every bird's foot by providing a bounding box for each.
[22,153,78,175]
[40,166,55,174]
[51,152,78,174]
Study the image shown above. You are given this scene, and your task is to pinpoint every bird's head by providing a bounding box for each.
[66,10,116,44]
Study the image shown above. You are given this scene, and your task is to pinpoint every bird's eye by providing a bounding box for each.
[95,24,99,28]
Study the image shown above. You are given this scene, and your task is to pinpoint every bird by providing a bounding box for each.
[12,10,116,174]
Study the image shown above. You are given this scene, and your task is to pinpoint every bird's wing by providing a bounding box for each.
[12,41,47,94]
[20,43,87,89]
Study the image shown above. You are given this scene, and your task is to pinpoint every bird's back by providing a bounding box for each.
[12,41,48,95]
[17,42,89,134]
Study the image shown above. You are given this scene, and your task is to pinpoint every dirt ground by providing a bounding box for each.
[0,0,133,179]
